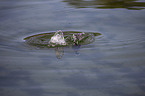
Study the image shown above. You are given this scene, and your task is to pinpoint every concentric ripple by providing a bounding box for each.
[24,31,101,48]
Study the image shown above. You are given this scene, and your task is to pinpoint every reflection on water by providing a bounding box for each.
[1,0,145,96]
[24,31,101,59]
[63,0,145,10]
[54,44,81,59]
[55,47,64,59]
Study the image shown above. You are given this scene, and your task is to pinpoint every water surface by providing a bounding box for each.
[0,0,145,96]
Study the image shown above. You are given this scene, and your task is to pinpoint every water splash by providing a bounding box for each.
[49,30,66,47]
[24,30,101,59]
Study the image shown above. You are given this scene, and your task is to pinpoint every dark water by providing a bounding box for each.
[0,0,145,96]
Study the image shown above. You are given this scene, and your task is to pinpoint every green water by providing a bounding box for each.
[0,0,145,96]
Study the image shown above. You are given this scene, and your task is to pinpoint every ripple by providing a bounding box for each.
[22,30,145,60]
[24,30,101,48]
